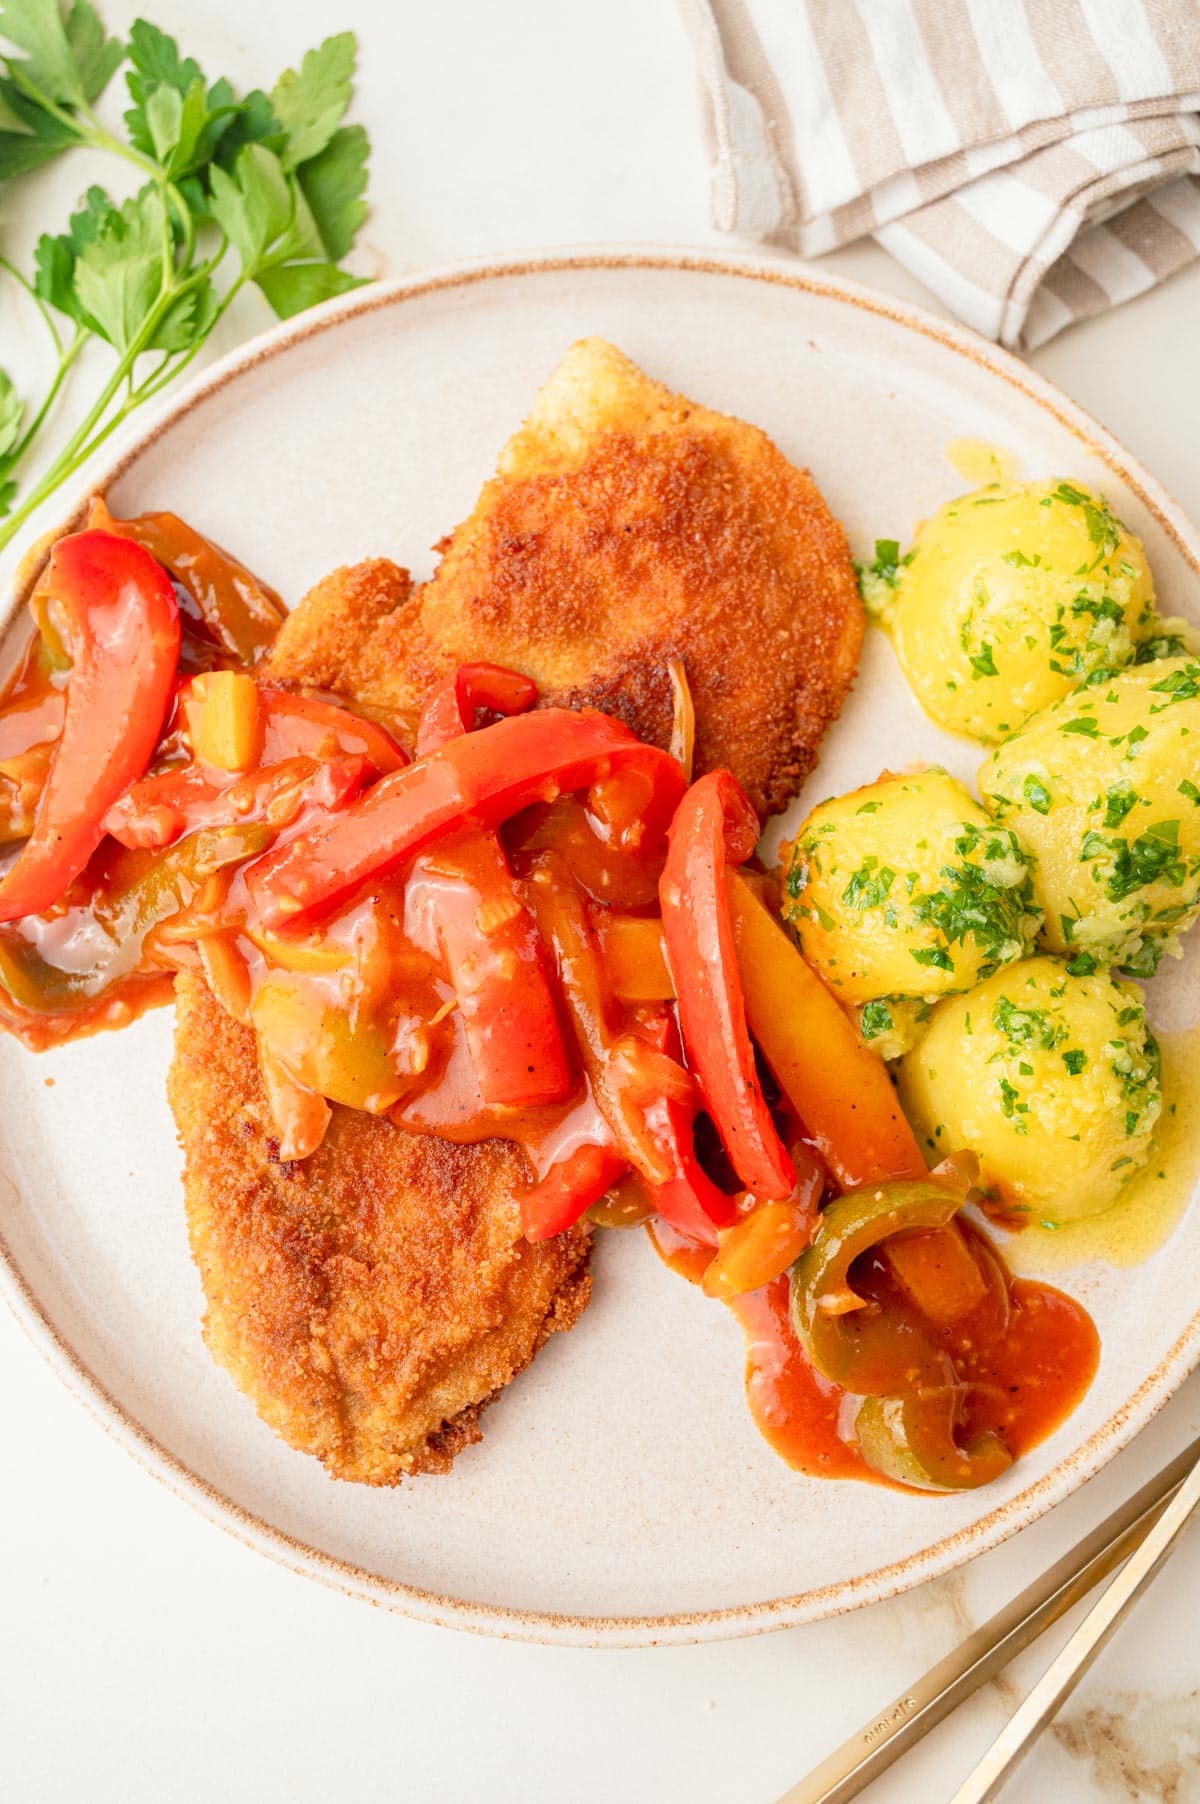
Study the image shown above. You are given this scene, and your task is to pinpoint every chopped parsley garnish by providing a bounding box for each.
[911,945,953,971]
[1179,779,1200,805]
[859,1000,894,1041]
[1067,952,1097,975]
[1103,781,1139,828]
[1062,1049,1087,1075]
[1104,819,1186,901]
[842,857,897,912]
[992,996,1065,1050]
[1150,663,1200,703]
[1061,717,1100,738]
[1023,775,1052,814]
[969,644,998,679]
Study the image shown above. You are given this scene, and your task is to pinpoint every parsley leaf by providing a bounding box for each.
[298,122,369,260]
[270,31,355,171]
[0,0,121,107]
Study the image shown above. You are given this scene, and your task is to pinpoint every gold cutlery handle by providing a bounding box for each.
[778,1435,1199,1804]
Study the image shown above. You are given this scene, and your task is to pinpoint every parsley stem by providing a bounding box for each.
[7,330,87,469]
[0,257,65,357]
[0,259,212,554]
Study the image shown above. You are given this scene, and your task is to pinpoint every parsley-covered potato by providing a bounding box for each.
[865,480,1156,743]
[979,658,1200,976]
[896,958,1161,1224]
[780,770,1041,1056]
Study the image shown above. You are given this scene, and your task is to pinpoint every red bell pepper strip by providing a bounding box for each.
[106,754,371,852]
[255,690,408,774]
[416,662,538,754]
[247,708,688,928]
[659,771,795,1200]
[521,1143,627,1241]
[408,828,573,1108]
[410,665,570,1107]
[528,853,736,1245]
[106,691,405,850]
[0,530,180,923]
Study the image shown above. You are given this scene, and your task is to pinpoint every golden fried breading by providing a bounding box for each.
[170,972,590,1484]
[267,338,864,817]
[171,341,863,1483]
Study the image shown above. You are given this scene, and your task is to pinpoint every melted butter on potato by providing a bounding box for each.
[780,770,1040,1054]
[867,479,1156,743]
[897,958,1161,1224]
[980,657,1200,976]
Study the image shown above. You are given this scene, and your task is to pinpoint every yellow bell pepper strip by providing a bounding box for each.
[250,973,410,1115]
[89,498,285,666]
[522,1143,627,1242]
[854,1390,1013,1493]
[0,531,180,923]
[528,853,736,1245]
[726,870,921,1188]
[593,914,674,1001]
[415,662,538,753]
[726,871,986,1319]
[247,708,688,929]
[660,771,796,1199]
[182,670,261,771]
[701,1142,826,1300]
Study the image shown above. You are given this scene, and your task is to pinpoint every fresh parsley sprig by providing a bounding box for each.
[0,0,372,552]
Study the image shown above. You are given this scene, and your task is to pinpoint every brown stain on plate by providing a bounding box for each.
[1,251,1200,1646]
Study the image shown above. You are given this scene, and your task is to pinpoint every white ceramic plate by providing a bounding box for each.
[2,250,1198,1647]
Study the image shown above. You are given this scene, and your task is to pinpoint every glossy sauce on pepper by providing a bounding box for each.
[651,1215,1099,1486]
[0,508,280,1046]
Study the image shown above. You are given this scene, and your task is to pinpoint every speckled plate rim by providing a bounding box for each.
[1,245,1199,1649]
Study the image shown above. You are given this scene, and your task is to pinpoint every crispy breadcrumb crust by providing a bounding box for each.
[170,972,590,1484]
[266,338,864,818]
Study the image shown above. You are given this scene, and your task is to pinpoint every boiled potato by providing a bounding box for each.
[980,657,1200,976]
[780,770,1040,1053]
[866,479,1155,743]
[896,958,1161,1224]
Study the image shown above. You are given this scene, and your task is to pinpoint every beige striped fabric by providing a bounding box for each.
[680,0,1200,348]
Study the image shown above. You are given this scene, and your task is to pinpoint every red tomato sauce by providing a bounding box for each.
[651,1218,1099,1486]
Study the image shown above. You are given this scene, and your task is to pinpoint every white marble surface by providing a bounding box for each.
[2,3,1199,1799]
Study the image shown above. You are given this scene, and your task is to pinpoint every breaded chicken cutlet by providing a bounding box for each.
[170,338,864,1484]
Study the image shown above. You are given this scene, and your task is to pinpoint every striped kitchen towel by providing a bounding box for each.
[679,0,1200,348]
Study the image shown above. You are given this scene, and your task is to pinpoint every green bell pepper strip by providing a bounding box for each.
[854,1391,1013,1493]
[790,1178,966,1390]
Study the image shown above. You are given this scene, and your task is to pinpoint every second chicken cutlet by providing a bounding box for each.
[169,338,864,1483]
